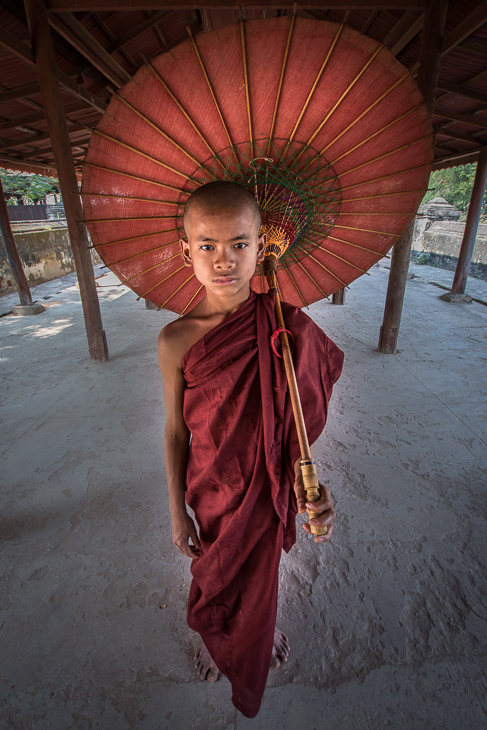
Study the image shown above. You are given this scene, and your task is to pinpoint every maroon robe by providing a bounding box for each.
[182,289,344,718]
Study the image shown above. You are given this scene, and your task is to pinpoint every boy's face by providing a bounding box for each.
[181,201,266,299]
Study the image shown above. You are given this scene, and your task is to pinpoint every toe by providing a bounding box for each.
[271,657,280,668]
[208,667,219,683]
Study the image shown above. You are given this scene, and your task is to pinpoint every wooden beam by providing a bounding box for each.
[383,8,424,56]
[0,101,88,131]
[48,12,132,87]
[416,0,448,118]
[105,9,173,53]
[20,134,90,159]
[0,82,41,105]
[24,0,108,362]
[0,178,33,306]
[431,149,481,170]
[360,9,380,34]
[459,37,487,58]
[451,146,487,295]
[434,105,487,129]
[91,13,135,67]
[0,153,58,173]
[0,27,109,113]
[434,126,487,146]
[436,79,487,105]
[45,0,427,9]
[441,3,487,57]
[0,123,88,151]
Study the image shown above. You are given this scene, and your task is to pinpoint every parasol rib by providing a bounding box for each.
[179,284,204,317]
[160,273,195,309]
[334,224,401,236]
[109,241,180,266]
[266,4,297,156]
[316,245,369,274]
[307,253,348,288]
[329,104,423,166]
[296,44,384,162]
[339,163,432,192]
[79,192,179,205]
[338,133,433,178]
[285,264,308,307]
[319,70,410,155]
[122,251,182,283]
[240,17,253,150]
[296,260,329,299]
[83,161,185,194]
[144,57,218,160]
[109,91,200,167]
[92,129,192,181]
[339,210,416,215]
[139,264,186,298]
[95,229,177,247]
[281,19,345,160]
[342,188,426,200]
[187,26,234,153]
[84,215,175,223]
[328,233,389,256]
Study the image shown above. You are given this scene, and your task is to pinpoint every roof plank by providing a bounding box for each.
[45,0,427,10]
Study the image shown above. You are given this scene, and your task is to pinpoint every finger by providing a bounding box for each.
[293,482,307,514]
[309,508,336,530]
[315,522,334,543]
[190,530,201,550]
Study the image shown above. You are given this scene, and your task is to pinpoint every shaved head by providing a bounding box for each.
[183,181,261,236]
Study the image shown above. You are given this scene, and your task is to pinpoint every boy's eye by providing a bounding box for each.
[200,244,214,251]
[234,242,248,249]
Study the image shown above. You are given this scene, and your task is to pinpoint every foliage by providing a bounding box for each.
[422,163,487,219]
[0,168,59,205]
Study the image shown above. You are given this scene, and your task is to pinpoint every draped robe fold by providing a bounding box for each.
[182,289,344,718]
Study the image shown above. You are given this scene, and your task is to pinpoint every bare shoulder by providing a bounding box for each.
[158,318,189,374]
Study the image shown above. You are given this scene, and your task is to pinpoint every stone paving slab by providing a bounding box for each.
[1,264,486,729]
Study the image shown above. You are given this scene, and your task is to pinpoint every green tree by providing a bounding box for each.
[423,163,487,219]
[0,168,59,205]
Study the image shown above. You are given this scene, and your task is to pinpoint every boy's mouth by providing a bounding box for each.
[213,276,238,285]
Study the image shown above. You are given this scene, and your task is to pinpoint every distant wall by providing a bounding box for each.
[0,228,100,296]
[412,220,487,281]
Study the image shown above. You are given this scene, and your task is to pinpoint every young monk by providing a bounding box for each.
[158,181,344,718]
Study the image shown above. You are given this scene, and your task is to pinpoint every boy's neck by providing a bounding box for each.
[201,282,252,319]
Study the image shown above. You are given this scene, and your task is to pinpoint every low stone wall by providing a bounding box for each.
[0,227,100,296]
[412,220,487,281]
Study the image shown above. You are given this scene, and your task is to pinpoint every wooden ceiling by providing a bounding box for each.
[0,0,486,177]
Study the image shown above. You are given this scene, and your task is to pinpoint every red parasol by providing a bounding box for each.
[81,15,434,534]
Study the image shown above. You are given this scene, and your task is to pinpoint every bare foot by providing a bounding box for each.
[195,643,221,682]
[271,628,290,668]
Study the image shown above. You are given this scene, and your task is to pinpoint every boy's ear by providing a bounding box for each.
[256,232,266,262]
[180,239,193,268]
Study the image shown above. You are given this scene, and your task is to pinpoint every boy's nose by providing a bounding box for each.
[215,251,236,269]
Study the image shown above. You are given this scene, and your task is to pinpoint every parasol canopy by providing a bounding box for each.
[81,15,434,314]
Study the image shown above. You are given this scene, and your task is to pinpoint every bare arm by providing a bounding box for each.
[158,326,201,558]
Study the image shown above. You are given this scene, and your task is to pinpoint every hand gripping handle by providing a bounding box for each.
[300,459,327,536]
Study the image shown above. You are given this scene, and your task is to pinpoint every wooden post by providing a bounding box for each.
[378,0,447,353]
[378,221,414,353]
[332,288,346,305]
[23,0,108,362]
[451,146,487,295]
[0,179,32,306]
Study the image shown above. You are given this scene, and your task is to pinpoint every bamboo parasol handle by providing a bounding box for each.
[264,257,327,536]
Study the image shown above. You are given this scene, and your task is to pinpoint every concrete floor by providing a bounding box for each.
[1,262,486,730]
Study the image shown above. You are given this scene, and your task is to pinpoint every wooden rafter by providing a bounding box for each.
[441,2,487,57]
[383,8,424,56]
[45,0,427,10]
[434,105,487,129]
[0,102,90,131]
[436,79,487,105]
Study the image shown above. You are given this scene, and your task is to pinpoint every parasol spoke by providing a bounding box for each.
[281,18,346,161]
[267,4,297,156]
[179,284,204,317]
[92,129,192,181]
[84,215,175,223]
[338,133,433,178]
[109,91,200,167]
[328,233,390,257]
[330,103,423,166]
[316,245,370,274]
[285,264,308,307]
[319,70,411,155]
[159,273,196,309]
[307,254,348,289]
[109,240,181,266]
[296,260,329,299]
[240,17,253,152]
[139,264,186,298]
[296,44,384,162]
[79,192,179,205]
[121,251,182,283]
[342,188,427,200]
[144,56,218,161]
[187,26,235,154]
[334,224,401,237]
[95,229,178,248]
[339,210,416,215]
[83,161,185,194]
[339,164,432,192]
